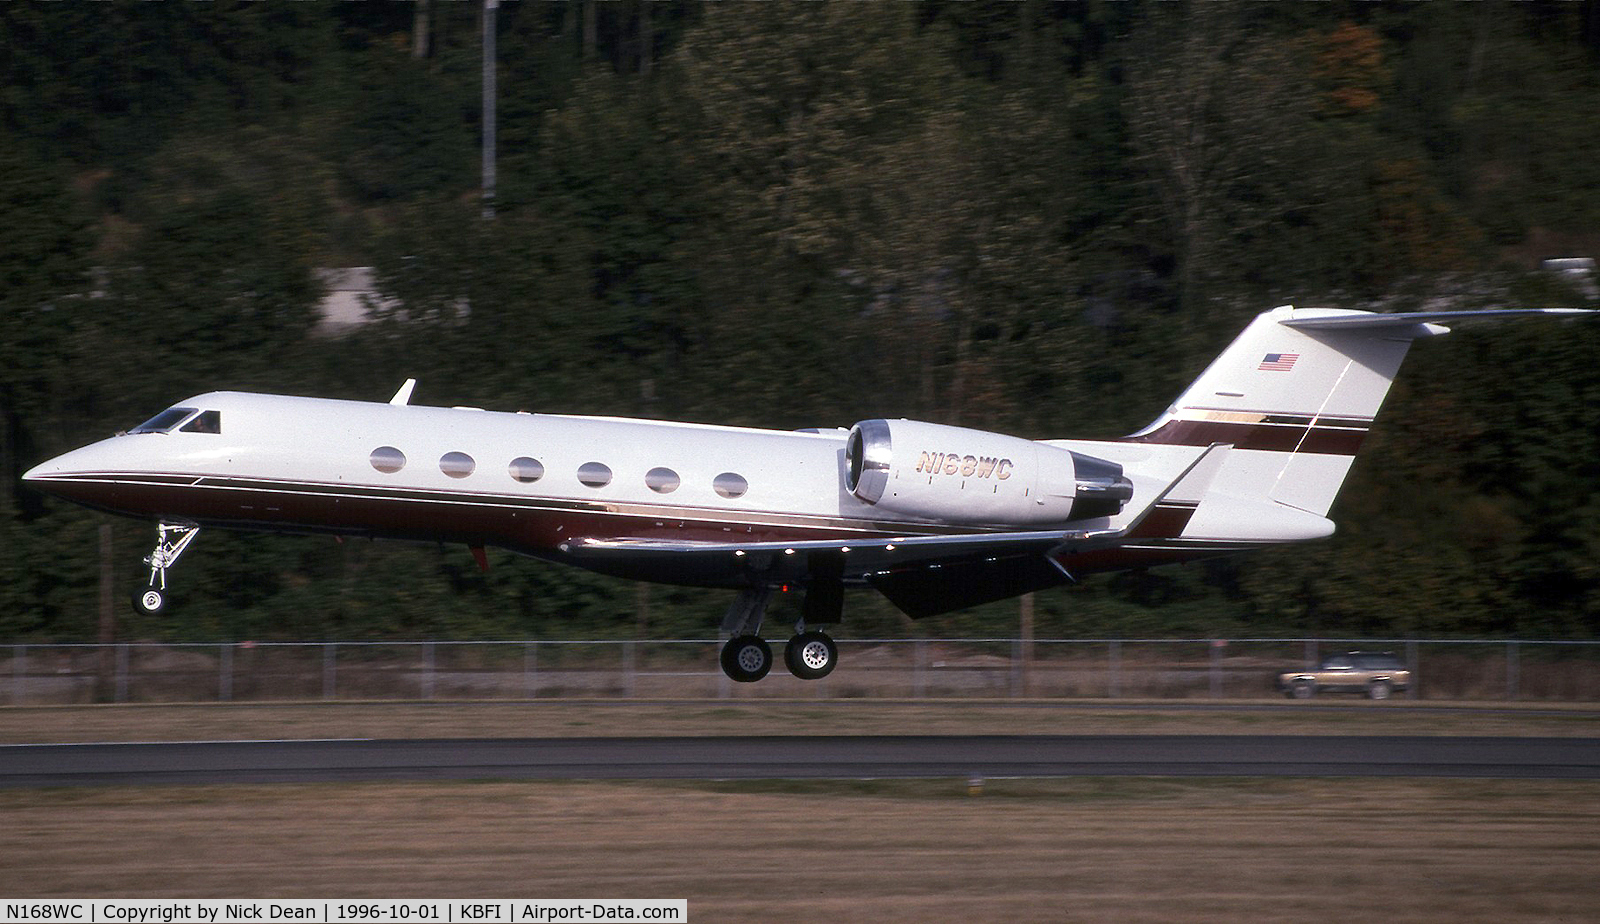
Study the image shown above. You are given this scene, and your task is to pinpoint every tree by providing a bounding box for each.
[1123,6,1327,314]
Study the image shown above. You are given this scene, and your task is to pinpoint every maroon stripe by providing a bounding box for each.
[1125,419,1366,455]
[1129,503,1196,539]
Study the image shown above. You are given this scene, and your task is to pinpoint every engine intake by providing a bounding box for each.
[844,419,1132,526]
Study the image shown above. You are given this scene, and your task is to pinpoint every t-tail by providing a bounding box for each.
[1120,305,1595,545]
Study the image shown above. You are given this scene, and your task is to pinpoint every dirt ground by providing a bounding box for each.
[2,777,1598,922]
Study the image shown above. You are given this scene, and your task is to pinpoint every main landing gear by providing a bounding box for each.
[718,585,841,683]
[134,521,199,615]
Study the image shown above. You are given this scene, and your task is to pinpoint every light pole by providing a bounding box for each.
[482,0,498,220]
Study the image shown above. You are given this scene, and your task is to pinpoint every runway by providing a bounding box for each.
[4,734,1598,786]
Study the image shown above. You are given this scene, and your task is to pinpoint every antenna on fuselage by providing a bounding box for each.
[389,379,417,406]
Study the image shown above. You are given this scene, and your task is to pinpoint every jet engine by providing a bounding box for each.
[843,418,1133,526]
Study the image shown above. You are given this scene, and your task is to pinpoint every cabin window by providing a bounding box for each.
[180,410,222,434]
[440,452,476,479]
[130,407,198,434]
[509,457,545,484]
[713,472,748,499]
[577,462,613,488]
[370,447,406,474]
[645,467,681,494]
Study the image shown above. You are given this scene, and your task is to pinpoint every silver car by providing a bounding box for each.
[1278,652,1411,700]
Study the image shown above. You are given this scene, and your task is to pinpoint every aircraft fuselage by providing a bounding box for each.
[26,392,1186,588]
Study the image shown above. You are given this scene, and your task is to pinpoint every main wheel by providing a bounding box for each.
[785,631,838,681]
[1291,679,1316,699]
[720,635,772,683]
[1367,679,1392,700]
[133,587,167,615]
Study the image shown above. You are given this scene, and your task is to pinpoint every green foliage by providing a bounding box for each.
[3,2,1598,643]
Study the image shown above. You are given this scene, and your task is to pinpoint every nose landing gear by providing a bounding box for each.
[133,522,199,615]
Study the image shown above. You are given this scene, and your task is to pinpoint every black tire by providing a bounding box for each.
[720,635,772,683]
[133,587,167,615]
[1291,679,1316,699]
[785,631,838,681]
[1367,679,1393,701]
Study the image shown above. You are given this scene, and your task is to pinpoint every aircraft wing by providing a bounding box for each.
[559,444,1229,616]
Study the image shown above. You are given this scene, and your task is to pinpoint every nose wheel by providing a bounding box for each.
[134,587,168,615]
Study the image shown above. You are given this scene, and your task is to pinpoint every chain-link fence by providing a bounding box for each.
[5,638,1599,704]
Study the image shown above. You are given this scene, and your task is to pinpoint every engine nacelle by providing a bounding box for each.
[844,418,1133,526]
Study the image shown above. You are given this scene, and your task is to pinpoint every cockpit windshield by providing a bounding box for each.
[180,410,222,434]
[129,407,198,434]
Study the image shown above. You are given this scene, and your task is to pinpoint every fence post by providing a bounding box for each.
[1406,640,1419,700]
[1011,638,1023,698]
[1507,641,1519,701]
[116,643,128,703]
[914,639,927,699]
[323,643,336,700]
[219,644,232,702]
[524,641,537,699]
[13,645,24,705]
[1109,640,1121,699]
[623,640,636,698]
[1209,640,1223,698]
[423,642,435,700]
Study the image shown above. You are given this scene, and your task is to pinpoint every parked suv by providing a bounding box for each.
[1278,651,1411,700]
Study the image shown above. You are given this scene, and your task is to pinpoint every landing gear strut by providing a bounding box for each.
[720,586,774,683]
[718,584,841,683]
[134,521,199,615]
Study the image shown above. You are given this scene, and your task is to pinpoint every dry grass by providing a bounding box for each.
[2,778,1598,922]
[2,699,1600,744]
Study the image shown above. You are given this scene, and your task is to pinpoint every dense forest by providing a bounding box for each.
[2,1,1598,644]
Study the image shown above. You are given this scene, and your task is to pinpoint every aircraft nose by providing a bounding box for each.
[22,442,100,481]
[23,455,61,478]
[19,444,124,509]
[22,453,77,497]
[22,457,62,485]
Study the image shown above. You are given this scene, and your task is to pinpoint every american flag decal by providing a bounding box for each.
[1259,352,1300,372]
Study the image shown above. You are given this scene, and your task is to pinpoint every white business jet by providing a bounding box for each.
[23,305,1595,682]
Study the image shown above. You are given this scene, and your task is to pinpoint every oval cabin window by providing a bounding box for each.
[713,472,748,499]
[509,457,545,484]
[577,462,613,488]
[440,452,476,479]
[645,467,681,494]
[371,447,406,474]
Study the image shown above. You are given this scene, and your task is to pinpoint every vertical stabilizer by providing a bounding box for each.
[1125,306,1434,521]
[1125,306,1594,532]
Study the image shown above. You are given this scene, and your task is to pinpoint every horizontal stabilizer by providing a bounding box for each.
[1282,308,1596,332]
[1182,493,1335,543]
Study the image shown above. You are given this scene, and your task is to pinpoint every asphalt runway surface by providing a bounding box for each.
[4,734,1598,787]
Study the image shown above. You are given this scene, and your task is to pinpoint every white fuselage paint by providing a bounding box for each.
[30,392,1184,543]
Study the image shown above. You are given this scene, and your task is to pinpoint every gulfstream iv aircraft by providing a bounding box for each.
[23,306,1596,682]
